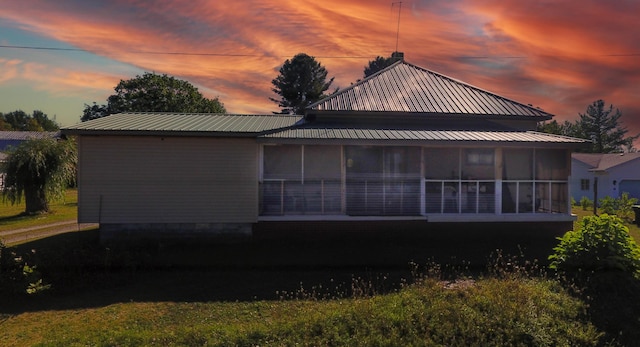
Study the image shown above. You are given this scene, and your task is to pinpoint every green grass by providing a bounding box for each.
[0,275,602,346]
[2,199,640,346]
[572,205,640,243]
[0,189,78,232]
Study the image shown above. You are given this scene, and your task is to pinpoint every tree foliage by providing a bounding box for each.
[363,54,401,78]
[536,119,582,138]
[538,100,638,152]
[549,214,640,278]
[270,53,335,115]
[0,110,59,131]
[578,100,637,153]
[2,138,77,214]
[81,72,226,121]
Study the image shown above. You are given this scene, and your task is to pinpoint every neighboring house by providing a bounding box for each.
[0,131,59,152]
[571,152,640,203]
[62,59,588,242]
[0,131,59,188]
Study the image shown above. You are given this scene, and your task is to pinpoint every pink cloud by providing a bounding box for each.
[1,0,639,141]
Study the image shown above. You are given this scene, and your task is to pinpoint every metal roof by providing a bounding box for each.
[0,131,59,140]
[308,60,553,119]
[261,126,587,145]
[63,113,303,136]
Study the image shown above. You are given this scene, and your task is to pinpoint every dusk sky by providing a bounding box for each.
[1,0,639,141]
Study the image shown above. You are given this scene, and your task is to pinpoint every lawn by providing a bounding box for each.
[0,189,78,232]
[1,194,640,345]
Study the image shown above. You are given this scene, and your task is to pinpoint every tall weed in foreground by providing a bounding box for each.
[0,240,49,295]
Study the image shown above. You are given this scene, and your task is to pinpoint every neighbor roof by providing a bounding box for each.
[0,131,59,141]
[63,113,303,136]
[307,60,553,120]
[572,152,640,171]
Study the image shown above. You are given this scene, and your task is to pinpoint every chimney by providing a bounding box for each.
[391,51,404,61]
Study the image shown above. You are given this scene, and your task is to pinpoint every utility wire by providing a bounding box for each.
[2,44,640,59]
[0,44,374,59]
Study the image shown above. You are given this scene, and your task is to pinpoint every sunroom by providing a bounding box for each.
[258,143,571,220]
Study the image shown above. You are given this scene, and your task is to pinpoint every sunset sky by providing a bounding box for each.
[1,0,639,142]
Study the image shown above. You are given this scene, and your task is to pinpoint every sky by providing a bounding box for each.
[1,0,639,143]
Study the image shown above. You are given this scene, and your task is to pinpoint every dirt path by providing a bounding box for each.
[0,221,98,245]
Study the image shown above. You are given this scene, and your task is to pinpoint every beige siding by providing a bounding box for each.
[77,136,258,223]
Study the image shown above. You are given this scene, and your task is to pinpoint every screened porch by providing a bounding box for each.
[259,145,570,218]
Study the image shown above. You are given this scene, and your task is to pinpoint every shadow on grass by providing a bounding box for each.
[1,229,421,314]
[3,229,639,345]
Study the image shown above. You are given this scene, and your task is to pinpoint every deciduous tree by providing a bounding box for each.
[270,53,335,115]
[0,110,59,131]
[81,72,226,121]
[2,138,77,214]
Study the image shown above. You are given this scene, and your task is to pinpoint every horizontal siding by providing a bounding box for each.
[78,136,257,224]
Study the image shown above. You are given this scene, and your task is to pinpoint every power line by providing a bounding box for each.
[2,44,640,59]
[0,44,374,59]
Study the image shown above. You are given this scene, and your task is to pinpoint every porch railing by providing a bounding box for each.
[260,179,569,216]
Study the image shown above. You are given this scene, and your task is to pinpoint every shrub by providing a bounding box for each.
[549,214,640,279]
[616,192,638,222]
[598,196,617,215]
[0,240,49,295]
[579,196,593,211]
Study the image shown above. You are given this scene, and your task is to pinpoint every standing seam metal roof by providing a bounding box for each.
[260,127,587,144]
[62,113,303,134]
[308,61,553,119]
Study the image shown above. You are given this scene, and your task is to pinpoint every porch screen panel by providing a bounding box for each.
[384,147,421,215]
[502,149,533,213]
[535,149,568,180]
[424,148,460,213]
[462,149,495,213]
[262,145,302,215]
[346,146,383,215]
[345,146,421,216]
[424,148,459,179]
[304,145,342,214]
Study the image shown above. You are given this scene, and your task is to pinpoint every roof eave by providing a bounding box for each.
[60,129,260,138]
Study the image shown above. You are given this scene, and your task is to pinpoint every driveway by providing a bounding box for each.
[0,221,98,245]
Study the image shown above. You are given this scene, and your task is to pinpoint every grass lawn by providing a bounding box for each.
[0,189,78,232]
[1,195,640,345]
[571,205,640,243]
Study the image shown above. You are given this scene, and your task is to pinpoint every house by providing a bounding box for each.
[62,59,588,244]
[571,152,640,203]
[0,131,59,151]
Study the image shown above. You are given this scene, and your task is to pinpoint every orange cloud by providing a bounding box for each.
[1,0,639,141]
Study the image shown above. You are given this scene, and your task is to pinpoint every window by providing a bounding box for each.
[466,148,494,166]
[580,179,590,191]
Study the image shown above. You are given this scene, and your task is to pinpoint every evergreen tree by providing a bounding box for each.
[577,100,637,153]
[363,53,402,78]
[270,53,334,115]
